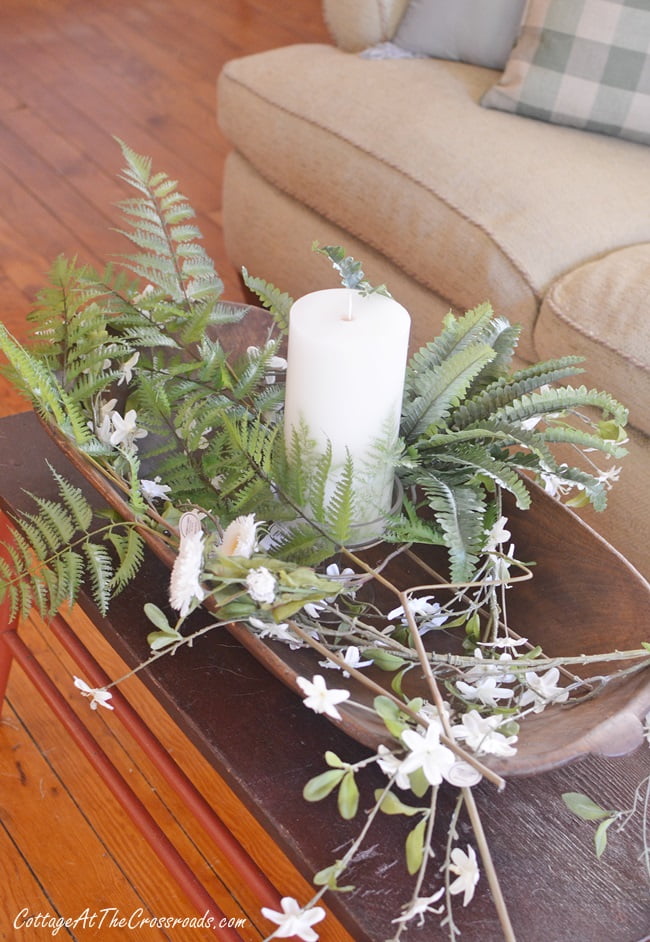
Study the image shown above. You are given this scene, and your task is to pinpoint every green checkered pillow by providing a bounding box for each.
[481,0,650,145]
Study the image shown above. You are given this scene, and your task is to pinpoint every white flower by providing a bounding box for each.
[73,676,114,711]
[140,476,171,501]
[399,722,456,786]
[116,350,139,385]
[296,674,350,721]
[169,512,206,617]
[246,567,276,604]
[387,595,448,633]
[483,515,511,553]
[518,667,569,713]
[644,711,650,746]
[452,710,518,758]
[90,397,118,444]
[464,649,515,684]
[456,674,514,709]
[376,745,413,790]
[261,897,325,941]
[479,636,529,651]
[392,888,444,925]
[595,464,622,488]
[249,617,302,649]
[324,562,356,581]
[448,845,479,906]
[220,513,259,558]
[109,409,148,450]
[318,645,372,676]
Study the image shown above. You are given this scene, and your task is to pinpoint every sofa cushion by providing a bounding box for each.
[534,243,650,436]
[218,44,650,361]
[482,0,650,145]
[394,0,526,69]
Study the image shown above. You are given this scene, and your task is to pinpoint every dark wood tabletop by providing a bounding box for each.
[1,411,648,942]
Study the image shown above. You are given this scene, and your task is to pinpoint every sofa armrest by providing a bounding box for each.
[323,0,410,51]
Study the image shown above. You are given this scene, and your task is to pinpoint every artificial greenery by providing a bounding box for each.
[0,142,645,942]
[0,140,628,616]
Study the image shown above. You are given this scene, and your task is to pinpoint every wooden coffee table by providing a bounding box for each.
[1,411,648,941]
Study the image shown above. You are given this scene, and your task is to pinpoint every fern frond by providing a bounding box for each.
[83,541,114,615]
[48,465,94,531]
[404,302,496,390]
[416,473,487,582]
[242,268,293,333]
[401,343,495,438]
[325,453,356,544]
[496,386,628,427]
[539,424,628,458]
[105,528,145,593]
[452,358,587,429]
[430,444,532,509]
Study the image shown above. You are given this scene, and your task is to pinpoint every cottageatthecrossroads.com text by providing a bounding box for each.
[13,908,248,935]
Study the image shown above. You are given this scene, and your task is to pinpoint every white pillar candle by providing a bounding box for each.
[283,287,410,542]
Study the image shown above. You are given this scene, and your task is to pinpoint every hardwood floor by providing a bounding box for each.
[0,2,345,939]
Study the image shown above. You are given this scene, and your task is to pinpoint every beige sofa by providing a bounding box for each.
[217,0,650,577]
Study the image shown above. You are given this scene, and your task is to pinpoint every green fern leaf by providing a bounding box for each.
[415,473,487,582]
[241,268,293,333]
[402,343,496,438]
[50,465,94,531]
[83,541,114,615]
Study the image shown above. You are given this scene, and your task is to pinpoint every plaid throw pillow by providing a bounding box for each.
[481,0,650,145]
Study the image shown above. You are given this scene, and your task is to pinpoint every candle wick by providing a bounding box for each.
[345,291,353,321]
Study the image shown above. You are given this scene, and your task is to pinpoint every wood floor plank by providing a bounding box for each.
[7,613,265,941]
[22,605,353,942]
[0,699,176,942]
[0,808,61,941]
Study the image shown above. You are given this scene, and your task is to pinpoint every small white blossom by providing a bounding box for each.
[140,476,172,501]
[169,512,206,617]
[260,897,325,941]
[595,464,622,488]
[220,513,259,558]
[246,567,276,604]
[296,674,350,721]
[518,667,569,713]
[324,562,356,581]
[73,676,114,711]
[400,723,456,786]
[376,745,413,790]
[483,515,511,553]
[479,636,529,651]
[456,674,514,709]
[388,595,448,633]
[90,397,118,444]
[448,845,480,906]
[392,888,445,926]
[318,645,372,676]
[116,350,139,385]
[452,710,518,758]
[109,409,148,450]
[464,649,515,684]
[249,617,302,649]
